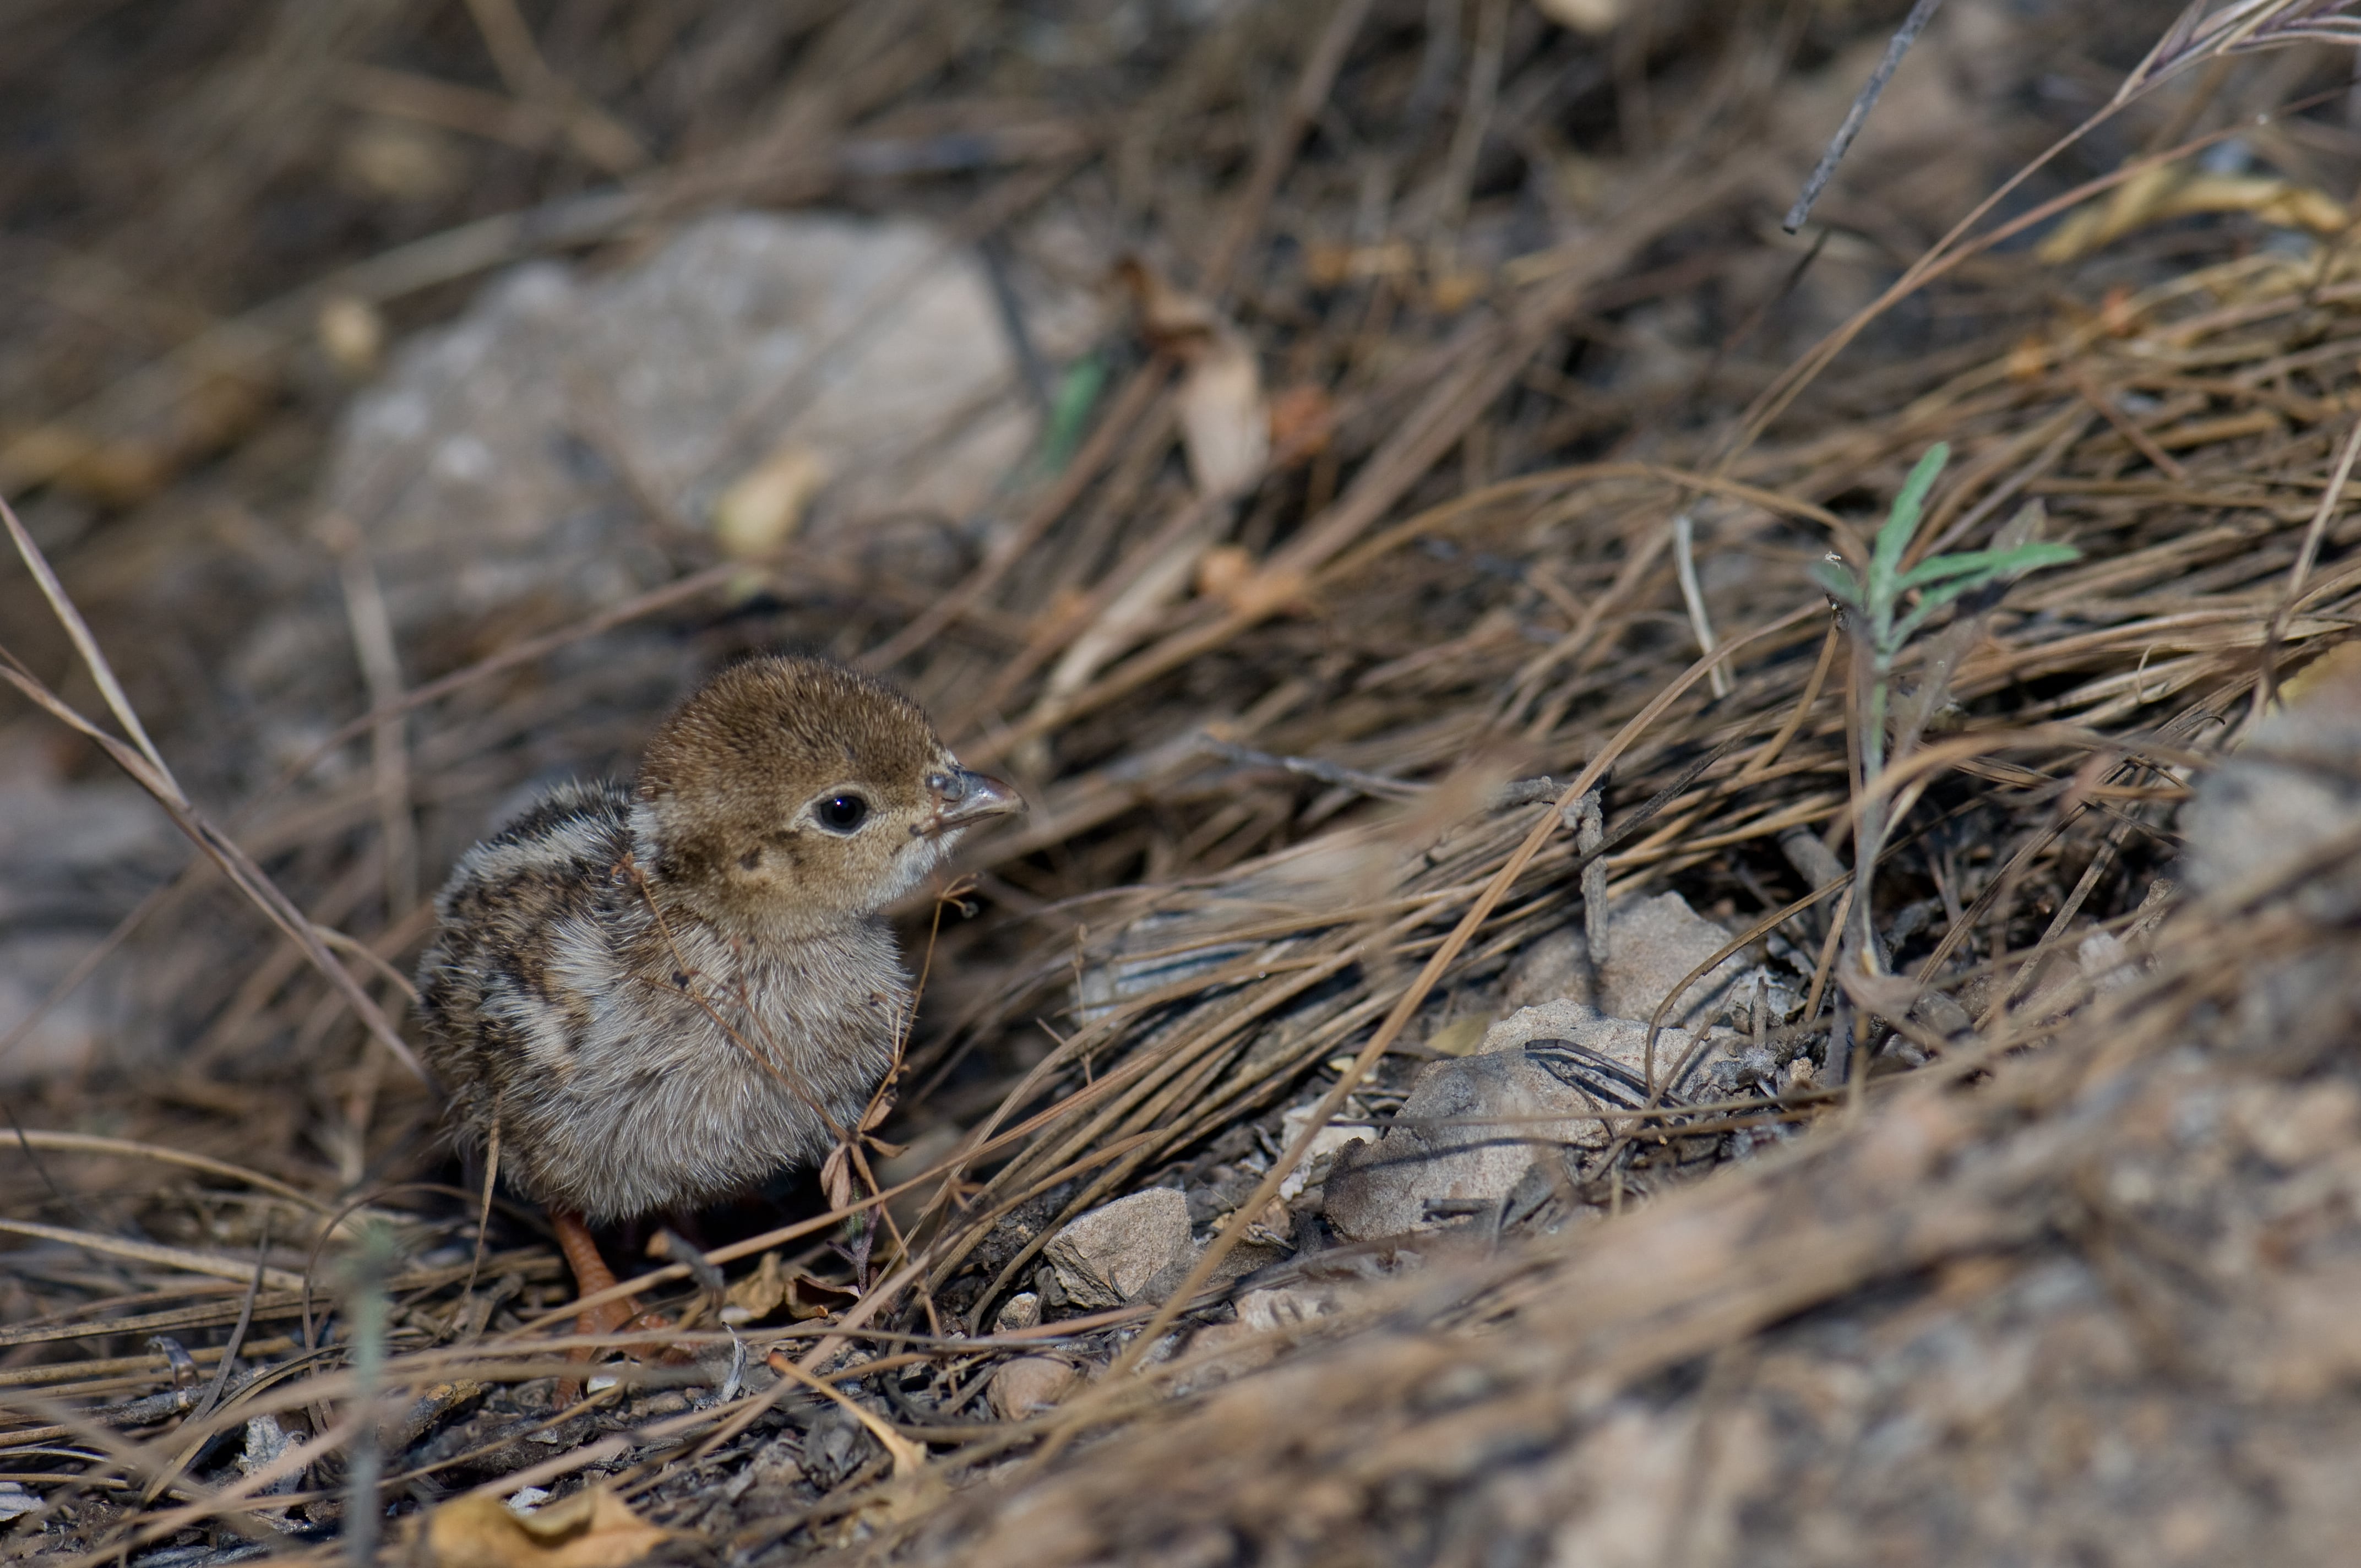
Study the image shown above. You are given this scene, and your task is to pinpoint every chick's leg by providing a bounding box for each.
[552,1209,641,1338]
[551,1211,687,1403]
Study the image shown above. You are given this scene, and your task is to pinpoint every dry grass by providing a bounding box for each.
[8,1,2361,1563]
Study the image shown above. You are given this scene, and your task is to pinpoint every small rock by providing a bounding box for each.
[748,1435,803,1489]
[1323,1003,1742,1241]
[1177,1319,1281,1387]
[0,1483,37,1522]
[2183,648,2361,920]
[987,1356,1080,1419]
[1322,1052,1598,1242]
[1913,990,1973,1039]
[0,733,186,1085]
[993,1292,1042,1333]
[1276,1103,1367,1202]
[237,1414,306,1496]
[1042,1188,1195,1307]
[1235,1283,1344,1333]
[799,1406,872,1488]
[1500,890,1776,1029]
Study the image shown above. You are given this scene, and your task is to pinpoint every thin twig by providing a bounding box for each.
[1783,0,1947,232]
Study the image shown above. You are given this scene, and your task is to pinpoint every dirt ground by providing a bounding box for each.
[9,1,2361,1564]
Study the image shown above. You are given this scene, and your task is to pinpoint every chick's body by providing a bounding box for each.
[415,656,1017,1228]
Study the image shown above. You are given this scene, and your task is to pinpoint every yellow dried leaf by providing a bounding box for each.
[317,296,386,376]
[723,1251,786,1321]
[1176,333,1270,502]
[426,1487,666,1568]
[713,441,830,561]
[2038,164,2350,263]
[1195,545,1254,604]
[1426,1016,1493,1058]
[1429,269,1488,314]
[1224,563,1311,620]
[2004,335,2049,383]
[1303,241,1416,287]
[2279,640,2361,713]
[1534,0,1624,35]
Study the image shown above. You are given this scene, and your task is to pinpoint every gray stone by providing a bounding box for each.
[1500,890,1776,1030]
[1479,999,1733,1099]
[1323,1051,1601,1242]
[1042,1188,1195,1308]
[324,213,1056,638]
[2183,663,2361,920]
[1324,1001,1743,1242]
[0,737,186,1085]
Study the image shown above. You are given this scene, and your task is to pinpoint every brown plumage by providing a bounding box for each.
[414,655,1019,1335]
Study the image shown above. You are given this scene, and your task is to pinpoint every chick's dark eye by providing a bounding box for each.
[815,793,869,832]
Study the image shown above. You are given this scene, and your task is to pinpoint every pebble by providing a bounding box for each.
[988,1356,1081,1419]
[1499,890,1786,1029]
[1042,1188,1196,1307]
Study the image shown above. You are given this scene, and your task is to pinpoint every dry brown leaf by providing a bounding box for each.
[1114,255,1221,350]
[1267,383,1334,460]
[723,1250,787,1321]
[1302,241,1416,287]
[1117,256,1270,500]
[426,1487,667,1568]
[819,1141,859,1212]
[1428,269,1488,314]
[1222,562,1311,620]
[1193,545,1307,617]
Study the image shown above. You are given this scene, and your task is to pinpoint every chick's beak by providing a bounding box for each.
[925,767,1024,836]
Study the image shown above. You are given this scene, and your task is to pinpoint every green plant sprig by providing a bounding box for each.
[1812,443,2082,661]
[1811,442,2080,1086]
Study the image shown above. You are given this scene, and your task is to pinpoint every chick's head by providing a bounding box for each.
[633,656,1019,937]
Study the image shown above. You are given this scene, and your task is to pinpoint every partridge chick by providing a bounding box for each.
[415,655,1019,1341]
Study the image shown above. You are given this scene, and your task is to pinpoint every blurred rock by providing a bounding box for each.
[988,1355,1081,1419]
[1325,999,1741,1242]
[0,728,184,1085]
[2183,651,2361,920]
[1235,1281,1345,1334]
[1042,1188,1195,1308]
[250,211,1084,706]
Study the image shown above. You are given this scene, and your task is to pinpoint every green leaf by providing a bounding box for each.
[1036,352,1108,476]
[1897,541,2080,589]
[1871,443,1950,595]
[1810,557,1864,607]
[1892,584,1977,646]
